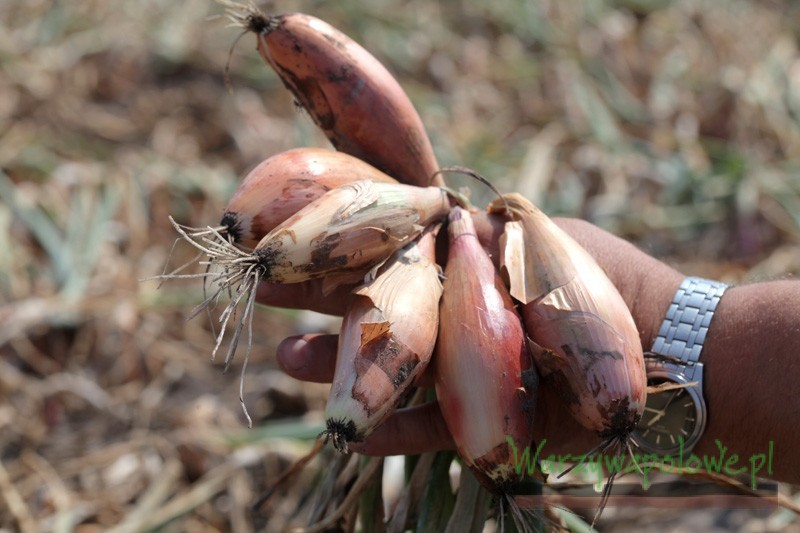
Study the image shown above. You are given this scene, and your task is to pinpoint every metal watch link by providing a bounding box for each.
[632,276,728,456]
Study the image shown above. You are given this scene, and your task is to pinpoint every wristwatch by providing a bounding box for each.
[631,276,728,456]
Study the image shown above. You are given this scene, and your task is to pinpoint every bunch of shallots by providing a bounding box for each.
[164,2,648,527]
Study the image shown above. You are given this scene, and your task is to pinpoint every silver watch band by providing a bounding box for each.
[651,276,728,380]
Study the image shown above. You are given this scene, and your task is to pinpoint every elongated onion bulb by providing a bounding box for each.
[324,228,442,451]
[253,180,450,287]
[490,193,646,438]
[228,7,442,187]
[435,207,537,493]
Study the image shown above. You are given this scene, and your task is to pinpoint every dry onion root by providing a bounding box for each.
[223,1,442,187]
[174,148,399,254]
[434,207,539,529]
[489,193,647,524]
[162,178,454,426]
[323,226,442,452]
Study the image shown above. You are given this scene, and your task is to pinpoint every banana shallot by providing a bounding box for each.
[251,179,450,287]
[434,207,538,498]
[225,3,442,187]
[323,227,442,452]
[489,194,646,440]
[489,193,647,524]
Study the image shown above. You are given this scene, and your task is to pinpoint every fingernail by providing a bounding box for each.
[277,336,309,373]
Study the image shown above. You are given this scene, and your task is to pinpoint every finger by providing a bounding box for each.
[276,334,338,383]
[349,401,455,456]
[276,333,438,387]
[256,279,353,316]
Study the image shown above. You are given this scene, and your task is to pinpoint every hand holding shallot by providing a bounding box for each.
[272,216,681,457]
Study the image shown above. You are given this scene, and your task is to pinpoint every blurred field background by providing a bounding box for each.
[2,0,800,531]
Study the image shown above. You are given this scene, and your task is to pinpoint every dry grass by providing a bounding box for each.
[1,0,799,531]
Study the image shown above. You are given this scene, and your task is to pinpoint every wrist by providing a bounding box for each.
[633,277,728,455]
[627,264,684,350]
[693,281,800,483]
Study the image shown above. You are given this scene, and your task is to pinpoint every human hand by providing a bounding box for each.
[258,214,684,457]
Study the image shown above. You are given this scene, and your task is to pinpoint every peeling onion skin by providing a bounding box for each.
[489,194,646,437]
[323,227,442,452]
[221,148,396,248]
[252,180,450,289]
[435,207,537,493]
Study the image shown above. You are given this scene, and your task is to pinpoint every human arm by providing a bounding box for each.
[690,280,800,484]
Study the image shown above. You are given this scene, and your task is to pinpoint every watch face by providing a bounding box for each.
[634,377,701,454]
